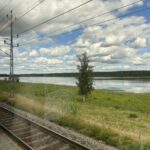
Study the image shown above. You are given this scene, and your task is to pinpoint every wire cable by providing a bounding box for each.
[0,0,24,26]
[16,0,46,22]
[17,0,93,35]
[0,0,42,25]
[22,0,143,43]
[0,48,10,56]
[19,6,150,47]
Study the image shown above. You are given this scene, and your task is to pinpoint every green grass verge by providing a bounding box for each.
[0,81,150,150]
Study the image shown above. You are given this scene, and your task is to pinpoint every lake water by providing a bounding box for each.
[1,77,148,93]
[0,77,150,93]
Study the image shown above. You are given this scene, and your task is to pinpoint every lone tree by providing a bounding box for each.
[76,52,94,96]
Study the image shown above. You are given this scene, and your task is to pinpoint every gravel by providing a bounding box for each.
[0,128,22,150]
[0,102,118,150]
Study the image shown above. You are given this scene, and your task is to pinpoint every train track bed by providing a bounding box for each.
[0,102,117,150]
[0,128,22,150]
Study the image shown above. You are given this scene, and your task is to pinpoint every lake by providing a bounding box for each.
[8,77,150,93]
[0,77,150,93]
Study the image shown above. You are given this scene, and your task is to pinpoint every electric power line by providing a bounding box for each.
[0,1,24,22]
[16,0,46,22]
[0,0,10,24]
[0,0,24,29]
[17,0,93,35]
[91,6,150,27]
[20,0,143,44]
[0,48,10,56]
[19,6,150,47]
[0,0,42,26]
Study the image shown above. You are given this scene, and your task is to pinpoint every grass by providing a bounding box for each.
[0,80,150,150]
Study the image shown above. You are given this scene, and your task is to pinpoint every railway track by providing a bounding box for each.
[0,106,90,150]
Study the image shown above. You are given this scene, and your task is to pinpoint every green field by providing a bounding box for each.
[0,80,150,150]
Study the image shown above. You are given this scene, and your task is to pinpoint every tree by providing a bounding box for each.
[76,52,94,96]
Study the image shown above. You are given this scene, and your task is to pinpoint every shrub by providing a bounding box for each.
[76,52,94,96]
[128,113,138,119]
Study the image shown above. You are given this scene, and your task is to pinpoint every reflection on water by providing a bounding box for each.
[0,77,150,93]
[94,79,150,93]
[21,77,150,93]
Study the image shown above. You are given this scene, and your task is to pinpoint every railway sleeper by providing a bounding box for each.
[10,126,30,133]
[22,132,47,141]
[0,116,15,122]
[16,128,38,138]
[28,136,55,148]
[1,120,27,128]
[36,140,62,150]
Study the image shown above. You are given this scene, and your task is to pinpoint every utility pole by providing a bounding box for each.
[10,10,14,98]
[4,10,16,98]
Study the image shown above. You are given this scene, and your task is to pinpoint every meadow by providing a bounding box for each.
[0,81,150,150]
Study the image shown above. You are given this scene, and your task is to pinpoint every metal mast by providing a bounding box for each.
[10,10,14,98]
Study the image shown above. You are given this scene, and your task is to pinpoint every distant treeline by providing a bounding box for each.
[0,70,150,77]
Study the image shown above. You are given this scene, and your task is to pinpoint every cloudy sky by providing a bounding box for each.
[0,0,150,74]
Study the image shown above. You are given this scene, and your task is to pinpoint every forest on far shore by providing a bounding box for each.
[0,70,150,78]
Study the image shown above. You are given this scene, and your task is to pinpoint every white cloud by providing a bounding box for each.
[35,57,48,64]
[48,59,63,65]
[29,50,38,57]
[131,56,143,65]
[143,52,150,58]
[39,48,49,55]
[34,57,63,65]
[133,37,147,48]
[72,14,150,71]
[39,45,70,57]
[0,0,150,73]
[1,0,143,36]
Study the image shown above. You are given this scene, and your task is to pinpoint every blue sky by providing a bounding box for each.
[0,0,150,74]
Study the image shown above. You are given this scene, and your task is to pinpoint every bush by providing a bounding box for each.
[76,53,94,96]
[128,113,138,119]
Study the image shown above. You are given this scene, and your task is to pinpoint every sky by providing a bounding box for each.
[0,0,150,74]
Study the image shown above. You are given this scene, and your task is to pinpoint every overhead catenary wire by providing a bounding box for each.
[0,1,146,56]
[90,7,150,27]
[0,0,43,25]
[0,48,10,56]
[19,6,150,47]
[17,0,93,35]
[0,1,15,25]
[15,0,44,21]
[0,0,10,24]
[1,1,148,73]
[16,0,46,23]
[0,0,24,28]
[0,16,16,34]
[0,0,44,38]
[0,1,24,22]
[0,54,22,59]
[20,0,143,44]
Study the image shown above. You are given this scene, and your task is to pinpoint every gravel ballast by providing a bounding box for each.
[0,128,22,150]
[0,102,118,150]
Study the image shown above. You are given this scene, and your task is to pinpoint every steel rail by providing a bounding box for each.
[0,106,90,150]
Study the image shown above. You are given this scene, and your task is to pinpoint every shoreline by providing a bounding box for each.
[0,79,150,93]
